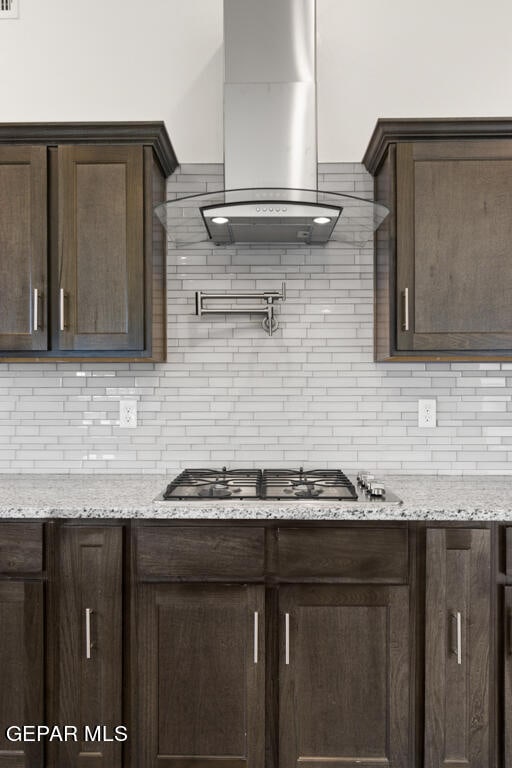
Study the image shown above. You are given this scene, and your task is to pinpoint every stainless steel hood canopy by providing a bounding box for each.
[155,0,389,247]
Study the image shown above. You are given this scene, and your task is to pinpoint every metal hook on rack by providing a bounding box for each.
[195,282,286,336]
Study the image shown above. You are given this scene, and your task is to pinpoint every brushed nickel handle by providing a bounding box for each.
[59,288,66,331]
[402,287,409,332]
[85,608,93,659]
[253,611,259,664]
[450,611,462,665]
[33,288,39,332]
[456,611,462,665]
[508,611,512,656]
[285,612,290,665]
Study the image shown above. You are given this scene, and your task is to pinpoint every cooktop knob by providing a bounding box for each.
[358,471,374,487]
[368,480,385,497]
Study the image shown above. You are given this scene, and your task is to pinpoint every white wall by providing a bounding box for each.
[1,0,512,162]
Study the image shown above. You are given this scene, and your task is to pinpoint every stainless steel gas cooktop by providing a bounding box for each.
[161,467,401,503]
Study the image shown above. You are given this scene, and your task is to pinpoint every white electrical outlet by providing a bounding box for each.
[418,399,436,428]
[0,0,19,19]
[119,399,137,428]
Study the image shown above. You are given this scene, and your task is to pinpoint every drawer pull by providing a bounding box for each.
[508,611,512,656]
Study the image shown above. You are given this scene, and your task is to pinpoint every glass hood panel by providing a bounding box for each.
[154,187,389,248]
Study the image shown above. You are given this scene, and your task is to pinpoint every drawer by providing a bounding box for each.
[0,522,43,573]
[135,525,265,580]
[277,526,408,582]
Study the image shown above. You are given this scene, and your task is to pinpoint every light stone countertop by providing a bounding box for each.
[0,474,510,520]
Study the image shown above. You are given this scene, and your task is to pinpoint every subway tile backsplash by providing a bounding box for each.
[1,163,511,474]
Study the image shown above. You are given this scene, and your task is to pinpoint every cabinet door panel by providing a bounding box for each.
[279,585,410,768]
[397,140,512,351]
[58,145,144,351]
[52,526,123,768]
[0,146,47,351]
[0,581,44,768]
[505,587,512,767]
[424,528,491,768]
[138,584,265,768]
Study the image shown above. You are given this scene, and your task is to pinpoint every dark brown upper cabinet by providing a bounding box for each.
[0,146,47,352]
[0,122,177,362]
[364,118,512,361]
[424,528,492,768]
[57,146,144,352]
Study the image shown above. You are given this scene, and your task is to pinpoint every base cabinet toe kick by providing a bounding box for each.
[0,519,509,768]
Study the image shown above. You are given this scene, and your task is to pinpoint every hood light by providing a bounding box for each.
[212,216,229,224]
[313,216,331,225]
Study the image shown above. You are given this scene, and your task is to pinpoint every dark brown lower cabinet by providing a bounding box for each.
[0,581,44,768]
[0,520,506,768]
[505,587,512,767]
[50,526,123,768]
[137,583,265,768]
[279,585,411,768]
[424,528,491,768]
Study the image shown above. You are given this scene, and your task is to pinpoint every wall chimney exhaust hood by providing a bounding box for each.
[155,0,389,247]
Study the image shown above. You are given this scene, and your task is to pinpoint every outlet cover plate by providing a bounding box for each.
[119,399,137,428]
[418,399,436,429]
[0,1,19,19]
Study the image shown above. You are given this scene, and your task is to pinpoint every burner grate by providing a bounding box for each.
[163,467,262,500]
[262,468,358,500]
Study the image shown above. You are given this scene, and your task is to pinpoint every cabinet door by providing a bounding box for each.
[279,585,410,768]
[0,581,44,768]
[52,526,123,768]
[137,583,265,768]
[57,145,144,351]
[425,528,491,768]
[0,146,47,351]
[505,587,512,767]
[396,140,512,352]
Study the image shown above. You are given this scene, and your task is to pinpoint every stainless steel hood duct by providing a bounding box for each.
[154,0,389,247]
[223,0,316,192]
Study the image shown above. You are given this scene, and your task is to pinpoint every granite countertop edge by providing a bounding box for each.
[0,503,512,521]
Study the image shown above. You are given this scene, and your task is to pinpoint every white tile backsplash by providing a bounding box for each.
[0,163,510,473]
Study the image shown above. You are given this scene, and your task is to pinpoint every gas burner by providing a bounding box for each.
[198,483,240,499]
[286,482,324,498]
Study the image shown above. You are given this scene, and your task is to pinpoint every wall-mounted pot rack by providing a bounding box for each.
[195,283,286,336]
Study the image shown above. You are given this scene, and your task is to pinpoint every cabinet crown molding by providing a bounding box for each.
[0,121,178,177]
[363,116,512,175]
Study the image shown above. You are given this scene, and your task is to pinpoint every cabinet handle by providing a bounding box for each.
[402,287,409,332]
[285,612,290,665]
[253,611,259,664]
[33,288,39,332]
[450,611,462,665]
[508,611,512,656]
[59,288,66,331]
[85,608,93,659]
